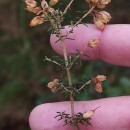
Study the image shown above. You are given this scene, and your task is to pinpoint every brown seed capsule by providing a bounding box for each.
[88,39,100,48]
[94,18,105,30]
[49,0,59,6]
[96,11,111,24]
[29,16,44,26]
[41,0,49,9]
[83,110,94,119]
[100,0,111,5]
[95,75,106,82]
[48,7,55,13]
[25,0,37,8]
[51,86,57,93]
[53,79,59,84]
[26,6,41,14]
[90,0,98,4]
[95,83,103,93]
[47,82,55,89]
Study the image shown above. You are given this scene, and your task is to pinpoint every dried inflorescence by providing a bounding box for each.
[47,79,60,93]
[92,75,106,93]
[86,0,111,30]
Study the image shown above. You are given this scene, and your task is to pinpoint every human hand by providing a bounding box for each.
[29,24,130,130]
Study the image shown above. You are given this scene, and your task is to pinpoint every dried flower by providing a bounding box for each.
[95,75,106,82]
[51,86,57,93]
[94,18,104,30]
[48,7,55,13]
[26,6,41,14]
[101,0,111,5]
[25,0,37,8]
[49,0,59,6]
[96,11,111,24]
[92,75,106,93]
[88,39,100,48]
[29,16,44,26]
[53,79,59,84]
[47,82,55,89]
[89,0,111,9]
[95,83,103,93]
[90,0,98,4]
[83,110,94,119]
[41,0,49,9]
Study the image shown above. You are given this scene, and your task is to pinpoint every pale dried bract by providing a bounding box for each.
[29,16,44,26]
[96,11,111,24]
[88,39,100,48]
[95,83,103,93]
[95,75,106,82]
[83,110,94,119]
[94,18,104,30]
[25,0,37,8]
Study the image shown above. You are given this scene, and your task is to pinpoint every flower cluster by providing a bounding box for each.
[47,79,60,93]
[87,0,111,30]
[24,0,60,26]
[93,11,111,30]
[92,75,106,93]
[88,0,111,9]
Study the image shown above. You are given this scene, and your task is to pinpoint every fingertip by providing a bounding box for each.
[50,24,102,60]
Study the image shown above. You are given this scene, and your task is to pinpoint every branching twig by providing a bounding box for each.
[44,56,62,67]
[74,6,95,27]
[60,83,71,93]
[79,80,91,91]
[62,0,74,15]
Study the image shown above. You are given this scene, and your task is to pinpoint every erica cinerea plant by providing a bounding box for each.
[23,0,111,129]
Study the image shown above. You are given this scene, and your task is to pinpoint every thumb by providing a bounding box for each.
[50,24,130,67]
[29,96,130,130]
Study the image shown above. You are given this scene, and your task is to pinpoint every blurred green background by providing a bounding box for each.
[0,0,130,130]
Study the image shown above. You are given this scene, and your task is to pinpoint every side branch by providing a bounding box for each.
[63,0,74,15]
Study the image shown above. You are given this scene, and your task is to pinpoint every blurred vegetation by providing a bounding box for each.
[0,0,130,130]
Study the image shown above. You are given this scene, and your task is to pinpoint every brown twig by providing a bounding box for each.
[78,80,91,91]
[62,0,74,15]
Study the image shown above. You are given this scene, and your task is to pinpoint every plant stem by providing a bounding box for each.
[59,32,75,130]
[62,0,74,15]
[73,6,95,27]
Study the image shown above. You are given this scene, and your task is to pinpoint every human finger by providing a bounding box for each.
[50,24,130,67]
[29,96,130,130]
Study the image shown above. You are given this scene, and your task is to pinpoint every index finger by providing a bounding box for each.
[29,96,130,130]
[50,24,130,67]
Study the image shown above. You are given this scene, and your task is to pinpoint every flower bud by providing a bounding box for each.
[25,0,37,8]
[29,16,44,26]
[95,83,103,93]
[49,0,59,6]
[88,39,100,48]
[26,6,41,14]
[83,110,94,119]
[94,18,104,30]
[96,11,111,24]
[47,82,55,89]
[95,75,106,82]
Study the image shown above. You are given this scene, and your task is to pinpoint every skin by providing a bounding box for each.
[29,24,130,130]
